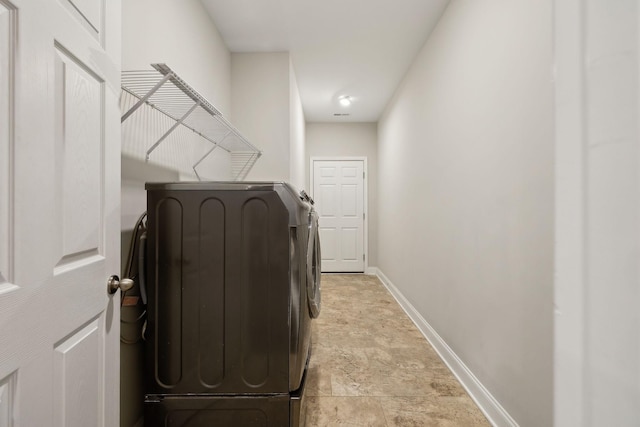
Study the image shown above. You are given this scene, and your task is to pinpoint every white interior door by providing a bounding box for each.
[0,0,121,426]
[312,159,365,272]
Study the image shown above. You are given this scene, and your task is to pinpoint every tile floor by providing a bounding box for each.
[304,274,490,426]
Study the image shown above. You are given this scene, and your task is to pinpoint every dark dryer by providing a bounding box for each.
[144,182,321,426]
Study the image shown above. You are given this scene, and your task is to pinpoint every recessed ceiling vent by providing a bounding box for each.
[333,113,350,116]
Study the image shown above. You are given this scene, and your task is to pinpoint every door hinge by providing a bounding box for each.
[363,254,365,261]
[363,171,365,179]
[363,212,365,220]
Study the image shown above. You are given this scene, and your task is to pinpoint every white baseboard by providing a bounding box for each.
[365,266,378,275]
[375,269,519,427]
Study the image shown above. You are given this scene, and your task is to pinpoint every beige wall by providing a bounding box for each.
[377,0,554,425]
[306,122,378,267]
[290,60,306,190]
[232,52,306,187]
[122,0,230,115]
[232,52,291,182]
[121,0,234,229]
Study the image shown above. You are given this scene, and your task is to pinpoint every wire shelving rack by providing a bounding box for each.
[121,64,261,181]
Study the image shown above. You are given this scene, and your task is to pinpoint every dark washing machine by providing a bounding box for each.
[143,182,320,427]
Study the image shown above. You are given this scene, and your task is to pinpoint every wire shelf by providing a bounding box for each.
[121,64,261,180]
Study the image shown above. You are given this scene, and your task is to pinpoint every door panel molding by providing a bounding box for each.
[53,316,104,427]
[0,1,15,288]
[0,371,16,426]
[53,42,105,268]
[58,0,105,44]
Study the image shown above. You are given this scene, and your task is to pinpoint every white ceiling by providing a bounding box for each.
[200,0,450,122]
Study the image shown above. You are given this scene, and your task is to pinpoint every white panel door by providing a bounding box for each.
[0,0,121,426]
[313,160,365,272]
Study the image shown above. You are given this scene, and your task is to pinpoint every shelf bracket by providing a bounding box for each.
[192,130,232,180]
[193,145,218,181]
[121,72,173,123]
[145,101,201,161]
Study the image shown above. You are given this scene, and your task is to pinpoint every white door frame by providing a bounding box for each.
[310,156,369,273]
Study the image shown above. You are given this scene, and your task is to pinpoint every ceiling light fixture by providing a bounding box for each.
[338,95,352,107]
